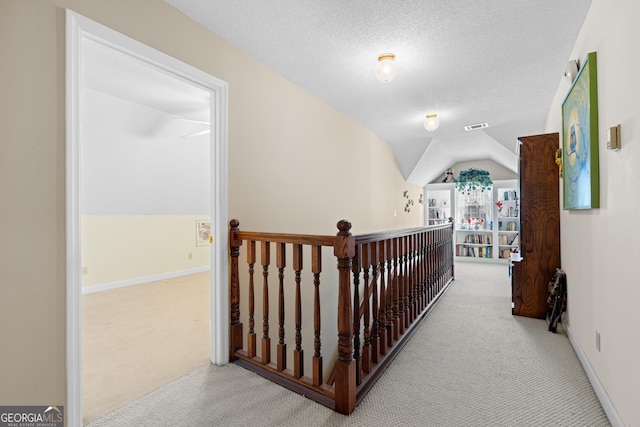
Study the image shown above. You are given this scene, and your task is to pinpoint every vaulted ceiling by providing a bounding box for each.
[163,0,591,185]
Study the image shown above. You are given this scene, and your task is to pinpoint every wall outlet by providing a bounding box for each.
[81,266,88,275]
[596,331,601,352]
[188,253,193,260]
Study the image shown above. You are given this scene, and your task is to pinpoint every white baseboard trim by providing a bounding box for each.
[82,266,211,295]
[566,325,624,427]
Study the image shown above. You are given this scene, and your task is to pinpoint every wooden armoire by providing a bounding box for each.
[511,133,561,319]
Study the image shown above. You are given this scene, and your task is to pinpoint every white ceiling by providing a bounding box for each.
[88,1,591,186]
[160,0,591,185]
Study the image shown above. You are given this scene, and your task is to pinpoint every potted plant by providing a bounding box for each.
[455,168,493,194]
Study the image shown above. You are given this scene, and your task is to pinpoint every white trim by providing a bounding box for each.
[81,266,211,295]
[566,325,623,427]
[66,10,229,426]
[210,79,230,366]
[65,11,83,427]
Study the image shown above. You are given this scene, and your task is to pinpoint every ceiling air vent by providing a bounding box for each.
[464,122,489,131]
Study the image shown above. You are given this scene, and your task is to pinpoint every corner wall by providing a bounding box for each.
[545,1,640,424]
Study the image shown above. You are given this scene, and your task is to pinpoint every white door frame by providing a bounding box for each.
[66,10,229,426]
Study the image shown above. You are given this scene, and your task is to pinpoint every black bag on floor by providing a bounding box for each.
[546,268,567,333]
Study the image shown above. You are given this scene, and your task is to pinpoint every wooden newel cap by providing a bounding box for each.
[335,220,355,258]
[230,219,240,229]
[336,220,352,236]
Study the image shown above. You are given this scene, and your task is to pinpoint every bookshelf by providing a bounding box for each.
[427,180,517,263]
[425,184,453,226]
[454,187,493,261]
[496,184,519,261]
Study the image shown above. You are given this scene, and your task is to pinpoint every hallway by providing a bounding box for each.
[86,262,609,426]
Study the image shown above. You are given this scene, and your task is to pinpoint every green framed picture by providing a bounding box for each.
[562,51,599,209]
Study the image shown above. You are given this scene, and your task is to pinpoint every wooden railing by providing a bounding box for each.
[229,219,454,414]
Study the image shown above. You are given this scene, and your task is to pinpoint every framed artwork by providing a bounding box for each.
[196,220,211,246]
[562,51,599,209]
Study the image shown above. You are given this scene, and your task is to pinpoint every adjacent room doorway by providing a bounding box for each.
[66,11,229,426]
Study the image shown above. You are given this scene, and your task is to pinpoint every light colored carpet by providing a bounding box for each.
[86,263,610,426]
[82,272,210,424]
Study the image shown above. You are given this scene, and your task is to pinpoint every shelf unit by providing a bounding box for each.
[425,183,453,226]
[454,186,493,262]
[426,180,517,263]
[496,184,519,261]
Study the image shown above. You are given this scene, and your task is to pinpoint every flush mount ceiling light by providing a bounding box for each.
[424,114,440,132]
[464,122,489,131]
[374,53,398,83]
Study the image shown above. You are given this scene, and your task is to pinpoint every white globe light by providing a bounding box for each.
[375,53,398,83]
[424,114,440,132]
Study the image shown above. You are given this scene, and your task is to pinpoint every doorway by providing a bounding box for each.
[66,11,229,426]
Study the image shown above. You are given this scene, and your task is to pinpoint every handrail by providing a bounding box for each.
[229,219,454,414]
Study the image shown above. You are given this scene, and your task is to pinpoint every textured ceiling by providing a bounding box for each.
[162,0,591,184]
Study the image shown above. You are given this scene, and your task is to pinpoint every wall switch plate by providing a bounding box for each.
[596,331,601,352]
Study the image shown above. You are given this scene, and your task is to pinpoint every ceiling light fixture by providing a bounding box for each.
[374,53,398,83]
[424,114,440,132]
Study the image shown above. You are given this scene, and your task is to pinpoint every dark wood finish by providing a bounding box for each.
[512,133,561,319]
[333,220,356,415]
[228,220,453,415]
[351,245,362,385]
[361,243,371,374]
[311,245,323,387]
[292,244,303,379]
[261,241,271,364]
[247,240,257,358]
[229,219,243,357]
[276,243,286,372]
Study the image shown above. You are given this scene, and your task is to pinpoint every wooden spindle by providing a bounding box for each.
[276,243,286,372]
[409,234,417,321]
[247,240,257,358]
[402,236,410,330]
[361,243,371,374]
[420,231,429,310]
[312,245,323,386]
[370,242,379,363]
[396,236,404,337]
[377,240,387,355]
[352,244,362,385]
[261,241,271,364]
[334,220,356,415]
[386,239,394,345]
[293,244,304,378]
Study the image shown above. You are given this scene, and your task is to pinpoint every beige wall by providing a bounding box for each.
[545,0,640,424]
[0,0,421,409]
[81,216,210,287]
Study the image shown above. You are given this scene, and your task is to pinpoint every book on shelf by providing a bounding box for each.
[463,234,492,244]
[510,235,519,246]
[502,190,517,201]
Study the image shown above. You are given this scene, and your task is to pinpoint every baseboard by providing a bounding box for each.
[82,266,211,295]
[566,325,624,427]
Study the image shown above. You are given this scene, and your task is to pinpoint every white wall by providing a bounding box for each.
[82,89,210,215]
[545,1,640,424]
[429,159,516,184]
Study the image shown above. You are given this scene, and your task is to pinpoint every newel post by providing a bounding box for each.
[334,220,356,414]
[229,219,244,358]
